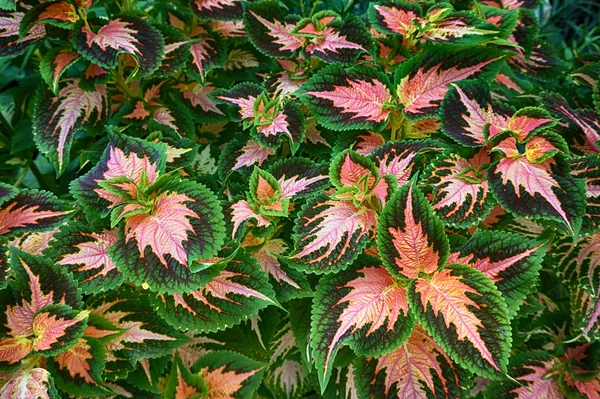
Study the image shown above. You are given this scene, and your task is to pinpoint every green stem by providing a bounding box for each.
[14,165,29,188]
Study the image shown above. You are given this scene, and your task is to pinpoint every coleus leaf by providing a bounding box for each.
[554,233,600,341]
[164,353,207,399]
[49,221,122,294]
[177,82,225,117]
[192,351,265,399]
[486,352,563,398]
[70,133,166,222]
[188,34,225,80]
[34,79,109,176]
[72,17,165,76]
[452,230,545,316]
[408,264,511,379]
[440,80,512,147]
[571,154,600,233]
[420,9,507,46]
[30,303,89,356]
[0,188,71,239]
[254,100,306,151]
[249,238,311,301]
[550,94,600,154]
[302,14,371,65]
[368,0,423,37]
[248,167,288,217]
[192,0,245,21]
[152,251,278,333]
[39,48,80,93]
[559,344,600,399]
[154,25,191,78]
[290,195,378,274]
[369,139,444,187]
[45,337,109,398]
[245,1,303,58]
[0,368,60,399]
[0,12,45,58]
[87,285,189,361]
[263,321,312,399]
[423,149,495,228]
[489,138,586,235]
[0,250,84,367]
[396,46,504,119]
[354,325,466,399]
[110,179,226,294]
[311,259,414,391]
[267,157,329,199]
[19,1,78,35]
[216,82,262,122]
[377,183,449,279]
[299,64,393,131]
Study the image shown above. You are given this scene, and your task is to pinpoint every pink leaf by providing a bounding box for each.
[251,239,299,288]
[230,200,271,238]
[233,141,275,170]
[124,192,198,267]
[83,20,141,55]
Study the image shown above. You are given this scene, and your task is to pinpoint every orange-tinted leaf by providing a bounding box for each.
[408,265,511,379]
[378,183,448,279]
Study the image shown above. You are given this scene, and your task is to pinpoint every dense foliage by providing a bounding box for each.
[0,0,599,397]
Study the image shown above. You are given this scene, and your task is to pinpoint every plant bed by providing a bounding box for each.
[0,0,599,397]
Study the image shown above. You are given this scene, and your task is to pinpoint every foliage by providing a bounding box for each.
[0,0,599,397]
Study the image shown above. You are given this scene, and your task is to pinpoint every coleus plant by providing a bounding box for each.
[0,0,599,396]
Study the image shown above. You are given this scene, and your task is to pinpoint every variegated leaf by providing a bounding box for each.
[30,303,89,356]
[34,79,109,175]
[421,10,505,46]
[245,1,303,58]
[192,0,244,21]
[0,12,45,58]
[250,239,311,301]
[216,82,263,121]
[489,139,586,235]
[368,0,422,37]
[559,345,600,399]
[268,157,329,199]
[39,48,80,93]
[378,183,449,279]
[423,149,494,227]
[177,82,225,117]
[253,101,306,151]
[507,107,557,142]
[46,337,109,397]
[571,154,600,233]
[355,325,466,399]
[264,322,312,399]
[164,353,207,399]
[72,17,164,75]
[299,14,371,65]
[370,139,443,187]
[551,95,600,154]
[0,368,59,399]
[248,167,287,217]
[452,230,545,316]
[290,196,378,273]
[0,188,71,239]
[396,46,504,119]
[110,179,225,294]
[192,351,265,398]
[300,64,392,131]
[70,133,167,222]
[49,222,122,294]
[87,285,189,362]
[440,80,512,147]
[154,25,190,78]
[19,1,78,35]
[408,264,511,379]
[188,34,225,80]
[0,249,83,367]
[554,233,600,341]
[311,260,413,390]
[153,251,277,333]
[487,352,563,398]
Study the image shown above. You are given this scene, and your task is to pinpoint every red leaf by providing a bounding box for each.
[53,338,96,384]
